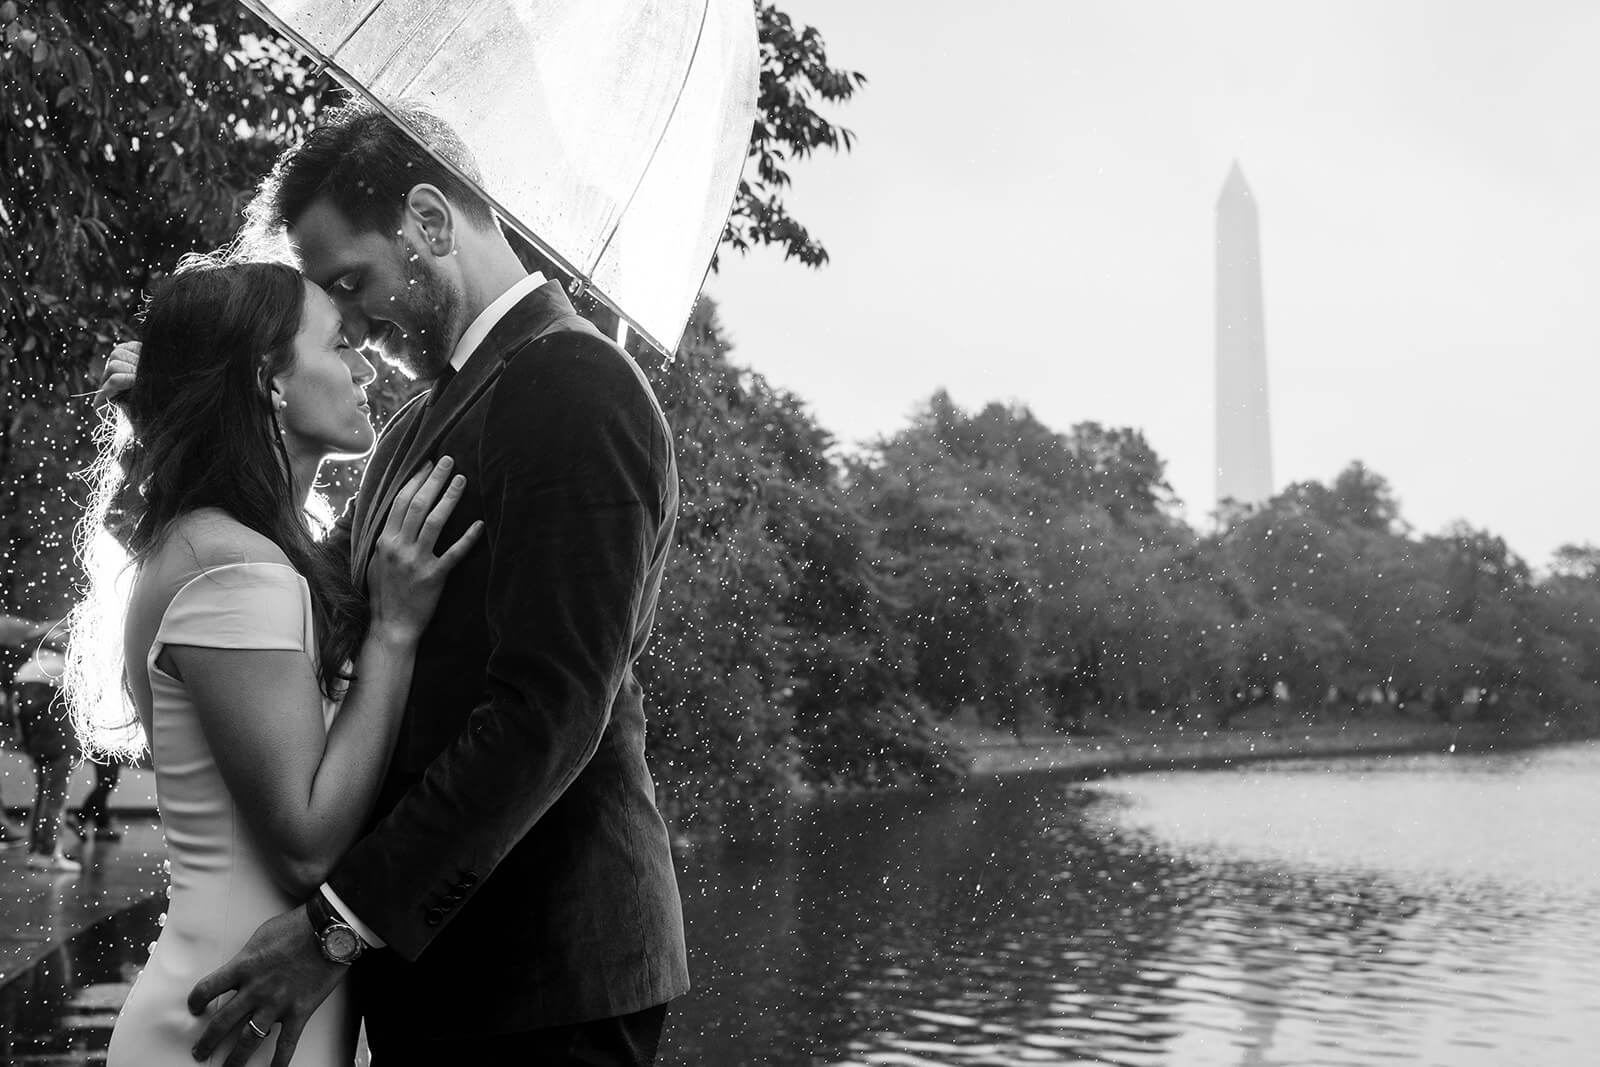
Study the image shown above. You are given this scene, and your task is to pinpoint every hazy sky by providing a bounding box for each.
[707,0,1600,568]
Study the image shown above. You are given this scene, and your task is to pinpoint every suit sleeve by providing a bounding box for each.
[325,336,665,959]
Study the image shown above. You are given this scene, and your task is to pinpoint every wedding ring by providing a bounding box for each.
[247,1019,270,1040]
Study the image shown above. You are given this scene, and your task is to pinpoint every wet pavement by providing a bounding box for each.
[0,742,163,986]
[0,817,165,984]
[0,747,165,1066]
[0,817,166,1066]
[0,897,164,1065]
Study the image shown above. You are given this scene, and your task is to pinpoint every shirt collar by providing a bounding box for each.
[450,271,547,372]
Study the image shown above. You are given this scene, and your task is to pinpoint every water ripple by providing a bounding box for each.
[658,741,1600,1065]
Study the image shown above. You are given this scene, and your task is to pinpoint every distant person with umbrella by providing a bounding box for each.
[66,758,123,844]
[13,629,82,873]
[1,614,81,871]
[0,614,61,850]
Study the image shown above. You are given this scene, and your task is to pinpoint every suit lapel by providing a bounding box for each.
[352,279,600,579]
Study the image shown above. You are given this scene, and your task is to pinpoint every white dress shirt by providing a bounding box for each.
[448,271,547,373]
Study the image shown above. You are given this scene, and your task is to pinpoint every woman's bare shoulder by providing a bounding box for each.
[153,509,292,574]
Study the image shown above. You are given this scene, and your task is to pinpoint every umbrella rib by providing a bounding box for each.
[585,0,713,278]
[329,0,387,64]
[389,0,490,97]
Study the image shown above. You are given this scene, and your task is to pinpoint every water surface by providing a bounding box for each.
[661,741,1600,1065]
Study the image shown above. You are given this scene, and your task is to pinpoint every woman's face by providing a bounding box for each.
[273,280,378,461]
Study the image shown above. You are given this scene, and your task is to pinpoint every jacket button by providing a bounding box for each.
[424,907,444,926]
[459,872,479,888]
[444,890,465,904]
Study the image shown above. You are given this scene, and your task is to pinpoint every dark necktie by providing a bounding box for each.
[359,363,457,573]
[426,363,457,409]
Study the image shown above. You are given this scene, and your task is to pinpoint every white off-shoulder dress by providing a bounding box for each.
[108,518,357,1067]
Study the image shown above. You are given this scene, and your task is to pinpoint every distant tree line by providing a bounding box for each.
[634,306,1600,825]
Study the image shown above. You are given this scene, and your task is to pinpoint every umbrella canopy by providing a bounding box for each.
[239,0,758,355]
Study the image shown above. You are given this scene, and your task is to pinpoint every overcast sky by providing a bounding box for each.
[706,0,1600,568]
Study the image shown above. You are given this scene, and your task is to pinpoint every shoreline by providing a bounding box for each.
[672,709,1597,836]
[6,710,1588,833]
[945,715,1584,780]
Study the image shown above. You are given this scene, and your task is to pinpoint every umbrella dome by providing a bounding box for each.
[240,0,758,356]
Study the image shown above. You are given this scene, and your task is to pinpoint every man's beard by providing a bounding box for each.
[385,258,460,381]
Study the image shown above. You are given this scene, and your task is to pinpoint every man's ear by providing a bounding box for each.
[405,184,456,258]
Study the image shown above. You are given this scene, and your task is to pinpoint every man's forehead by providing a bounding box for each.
[285,231,342,286]
[287,200,381,284]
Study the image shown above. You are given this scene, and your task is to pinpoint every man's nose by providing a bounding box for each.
[347,349,378,386]
[333,297,372,347]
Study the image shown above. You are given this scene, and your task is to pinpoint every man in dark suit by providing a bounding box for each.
[186,102,687,1067]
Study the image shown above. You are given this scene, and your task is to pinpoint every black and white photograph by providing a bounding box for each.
[2,2,1599,1065]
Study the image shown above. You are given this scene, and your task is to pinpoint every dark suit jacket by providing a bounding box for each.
[326,280,688,1034]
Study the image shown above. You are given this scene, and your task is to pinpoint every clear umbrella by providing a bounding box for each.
[239,0,758,355]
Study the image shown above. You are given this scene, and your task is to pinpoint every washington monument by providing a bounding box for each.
[1215,161,1274,509]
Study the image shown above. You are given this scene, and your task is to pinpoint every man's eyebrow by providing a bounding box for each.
[304,259,357,288]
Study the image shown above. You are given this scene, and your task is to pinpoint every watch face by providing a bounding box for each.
[323,925,362,963]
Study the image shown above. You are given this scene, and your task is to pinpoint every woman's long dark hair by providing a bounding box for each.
[67,255,366,756]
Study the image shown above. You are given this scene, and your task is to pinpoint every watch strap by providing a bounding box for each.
[306,888,336,937]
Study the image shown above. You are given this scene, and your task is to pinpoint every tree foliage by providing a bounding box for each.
[852,395,1600,741]
[1,1,312,390]
[722,2,866,268]
[1,0,316,617]
[638,302,959,829]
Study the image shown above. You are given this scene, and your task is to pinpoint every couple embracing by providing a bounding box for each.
[74,102,688,1066]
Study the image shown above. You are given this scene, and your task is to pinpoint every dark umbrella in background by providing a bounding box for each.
[238,0,759,356]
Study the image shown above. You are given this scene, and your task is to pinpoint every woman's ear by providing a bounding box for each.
[267,377,287,415]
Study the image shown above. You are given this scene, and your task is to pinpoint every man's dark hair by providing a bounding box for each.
[251,99,495,236]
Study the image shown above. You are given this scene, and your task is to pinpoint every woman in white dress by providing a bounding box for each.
[65,256,481,1066]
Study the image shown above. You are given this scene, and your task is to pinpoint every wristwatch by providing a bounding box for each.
[306,889,366,965]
